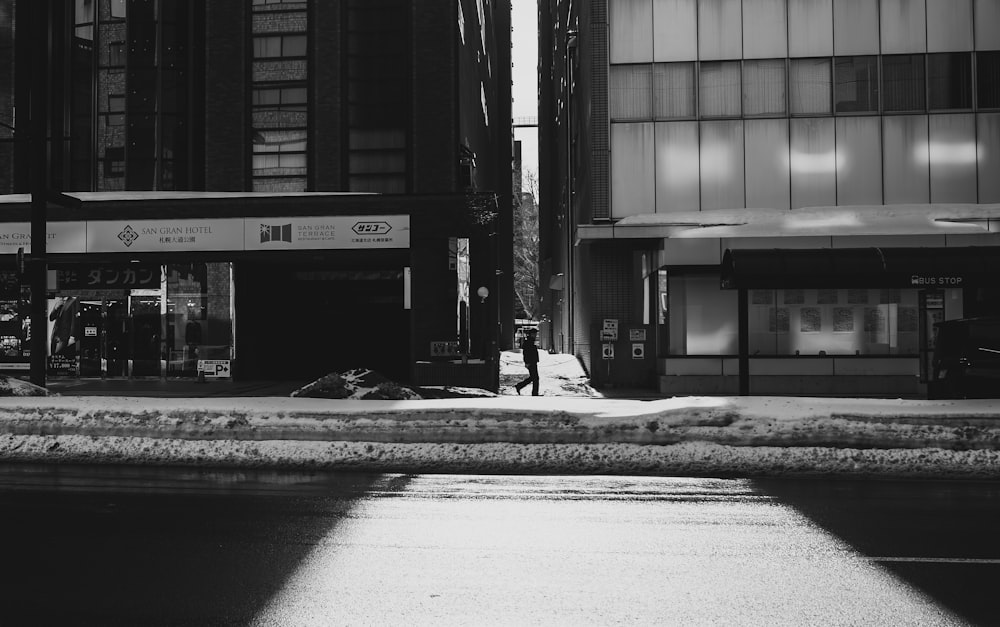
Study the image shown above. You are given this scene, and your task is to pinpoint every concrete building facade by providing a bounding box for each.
[540,0,1000,397]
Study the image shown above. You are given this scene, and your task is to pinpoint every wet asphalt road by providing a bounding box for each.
[0,465,998,626]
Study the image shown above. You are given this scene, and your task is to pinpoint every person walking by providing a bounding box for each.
[515,328,540,396]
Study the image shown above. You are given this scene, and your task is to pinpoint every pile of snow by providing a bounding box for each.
[291,368,423,400]
[291,368,499,400]
[0,376,52,397]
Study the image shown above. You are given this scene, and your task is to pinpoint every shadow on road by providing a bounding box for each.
[754,477,1000,627]
[0,464,413,626]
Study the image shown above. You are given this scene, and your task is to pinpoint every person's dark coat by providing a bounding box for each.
[515,332,540,395]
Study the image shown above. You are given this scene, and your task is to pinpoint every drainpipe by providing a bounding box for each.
[738,287,749,395]
[565,28,577,356]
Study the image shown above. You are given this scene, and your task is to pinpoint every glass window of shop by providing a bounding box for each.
[0,273,30,373]
[657,272,941,358]
[0,263,234,379]
[165,262,234,378]
[748,288,920,355]
[662,272,739,355]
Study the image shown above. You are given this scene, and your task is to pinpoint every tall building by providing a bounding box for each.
[0,0,513,388]
[541,0,1000,397]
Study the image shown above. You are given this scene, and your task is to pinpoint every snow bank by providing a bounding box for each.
[0,350,997,478]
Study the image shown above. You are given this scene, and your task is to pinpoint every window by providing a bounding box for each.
[666,273,738,355]
[978,51,1000,109]
[749,288,919,355]
[928,53,972,110]
[882,54,926,112]
[653,63,696,118]
[346,0,409,193]
[253,86,308,109]
[699,61,741,117]
[108,94,125,126]
[253,35,307,58]
[252,129,307,175]
[109,0,126,19]
[790,58,831,115]
[108,41,125,67]
[251,1,308,193]
[103,147,125,178]
[834,56,879,113]
[609,64,652,120]
[743,59,787,116]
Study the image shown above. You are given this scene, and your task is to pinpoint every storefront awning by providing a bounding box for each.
[577,204,1000,242]
[721,246,1000,289]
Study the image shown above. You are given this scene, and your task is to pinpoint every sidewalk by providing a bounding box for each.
[45,378,305,398]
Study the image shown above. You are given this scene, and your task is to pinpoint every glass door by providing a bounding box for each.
[106,299,128,377]
[129,292,162,377]
[78,301,103,377]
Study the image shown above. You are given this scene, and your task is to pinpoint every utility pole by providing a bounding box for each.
[28,1,50,388]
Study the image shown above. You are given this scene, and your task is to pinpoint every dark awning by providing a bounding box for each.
[720,247,1000,289]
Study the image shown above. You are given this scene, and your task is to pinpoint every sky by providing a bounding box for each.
[511,2,539,182]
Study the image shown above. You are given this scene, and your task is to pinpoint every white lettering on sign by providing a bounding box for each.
[198,359,231,378]
[430,341,459,357]
[910,275,964,286]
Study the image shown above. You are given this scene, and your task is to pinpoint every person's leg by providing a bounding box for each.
[529,363,540,396]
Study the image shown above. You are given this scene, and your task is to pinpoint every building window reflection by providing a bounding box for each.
[251,0,309,192]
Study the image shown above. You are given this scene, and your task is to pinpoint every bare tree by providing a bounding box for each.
[513,170,540,320]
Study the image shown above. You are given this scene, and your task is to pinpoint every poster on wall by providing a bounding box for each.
[47,297,79,376]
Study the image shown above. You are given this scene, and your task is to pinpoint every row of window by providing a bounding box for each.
[662,276,926,357]
[610,0,1000,64]
[251,3,308,192]
[610,113,1000,217]
[610,52,1000,121]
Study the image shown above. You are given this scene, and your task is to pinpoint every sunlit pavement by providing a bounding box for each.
[2,467,993,626]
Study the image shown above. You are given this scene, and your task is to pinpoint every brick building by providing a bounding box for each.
[0,0,513,388]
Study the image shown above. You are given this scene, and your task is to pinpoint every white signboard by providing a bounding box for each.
[630,328,646,341]
[87,219,245,253]
[0,215,411,255]
[0,222,88,254]
[198,359,232,379]
[245,215,410,250]
[600,328,618,341]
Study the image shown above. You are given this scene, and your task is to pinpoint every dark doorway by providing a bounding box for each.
[235,262,410,383]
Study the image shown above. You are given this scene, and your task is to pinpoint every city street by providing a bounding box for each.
[0,465,997,625]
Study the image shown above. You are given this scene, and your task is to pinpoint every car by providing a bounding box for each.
[929,317,1000,399]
